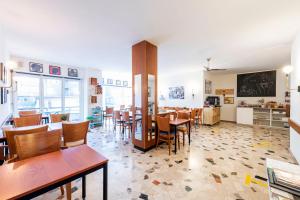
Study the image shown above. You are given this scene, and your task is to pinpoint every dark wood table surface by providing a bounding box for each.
[0,145,108,200]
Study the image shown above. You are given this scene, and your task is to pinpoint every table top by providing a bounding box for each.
[0,145,108,200]
[169,119,190,126]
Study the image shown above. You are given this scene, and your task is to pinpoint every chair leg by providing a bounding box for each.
[178,135,180,150]
[168,140,171,155]
[60,186,64,196]
[183,133,185,146]
[66,182,72,200]
[156,135,160,149]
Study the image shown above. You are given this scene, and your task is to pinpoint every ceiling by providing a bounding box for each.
[1,0,300,74]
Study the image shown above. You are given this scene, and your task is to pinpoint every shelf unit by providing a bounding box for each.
[253,108,288,128]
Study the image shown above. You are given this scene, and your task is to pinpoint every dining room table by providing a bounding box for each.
[152,116,191,154]
[0,145,108,200]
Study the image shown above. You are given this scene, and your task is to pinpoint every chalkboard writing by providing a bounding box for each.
[237,70,276,97]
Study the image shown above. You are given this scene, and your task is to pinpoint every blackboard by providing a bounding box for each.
[237,70,276,97]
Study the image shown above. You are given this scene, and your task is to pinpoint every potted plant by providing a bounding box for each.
[61,114,68,121]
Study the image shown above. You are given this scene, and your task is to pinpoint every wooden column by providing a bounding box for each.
[132,40,157,151]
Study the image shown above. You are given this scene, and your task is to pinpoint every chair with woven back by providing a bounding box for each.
[14,113,42,127]
[62,121,90,200]
[156,116,179,155]
[177,112,190,147]
[50,113,70,123]
[190,109,197,131]
[4,125,49,161]
[14,129,66,199]
[19,110,37,117]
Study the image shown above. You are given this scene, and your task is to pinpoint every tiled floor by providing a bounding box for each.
[37,122,296,200]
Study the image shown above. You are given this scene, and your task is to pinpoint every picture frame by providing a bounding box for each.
[68,68,78,77]
[169,86,184,99]
[49,65,61,75]
[0,63,4,83]
[205,80,212,94]
[123,81,128,87]
[91,96,97,103]
[224,97,234,104]
[107,79,113,85]
[0,87,7,104]
[91,77,98,85]
[29,62,43,73]
[116,80,121,86]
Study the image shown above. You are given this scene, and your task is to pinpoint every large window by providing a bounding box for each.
[103,86,132,108]
[14,73,82,120]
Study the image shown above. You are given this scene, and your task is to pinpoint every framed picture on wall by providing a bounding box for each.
[169,86,184,99]
[0,87,7,104]
[116,80,121,86]
[68,68,78,77]
[0,63,4,83]
[29,62,43,73]
[224,97,234,104]
[107,79,113,85]
[123,81,128,87]
[49,65,61,75]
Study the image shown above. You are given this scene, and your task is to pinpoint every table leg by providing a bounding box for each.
[174,126,177,154]
[103,163,108,200]
[188,121,191,145]
[82,175,86,199]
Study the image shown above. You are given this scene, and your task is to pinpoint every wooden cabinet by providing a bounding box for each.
[203,107,220,125]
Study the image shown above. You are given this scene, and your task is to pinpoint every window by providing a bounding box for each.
[103,85,132,108]
[14,73,82,120]
[15,75,41,112]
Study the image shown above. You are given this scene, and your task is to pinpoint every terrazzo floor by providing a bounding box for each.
[36,122,296,200]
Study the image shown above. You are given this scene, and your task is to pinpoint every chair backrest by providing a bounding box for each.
[106,107,114,115]
[177,112,190,120]
[15,130,61,160]
[157,116,170,133]
[19,110,37,117]
[5,125,48,158]
[50,113,70,123]
[113,111,121,120]
[122,111,130,122]
[197,108,203,118]
[14,114,42,127]
[191,109,197,119]
[62,121,90,147]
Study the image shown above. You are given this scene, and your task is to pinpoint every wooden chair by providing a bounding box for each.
[177,112,190,146]
[190,109,197,131]
[4,125,49,160]
[113,111,123,133]
[103,107,114,126]
[122,111,132,137]
[62,121,90,200]
[14,130,66,198]
[19,110,37,117]
[62,121,90,147]
[195,108,203,127]
[50,113,70,123]
[14,114,42,127]
[156,116,179,155]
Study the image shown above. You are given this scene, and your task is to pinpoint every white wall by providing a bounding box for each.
[10,56,102,120]
[290,32,300,163]
[0,25,11,126]
[204,69,286,122]
[158,70,204,108]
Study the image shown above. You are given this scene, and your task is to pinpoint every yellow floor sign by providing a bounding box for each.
[244,174,268,188]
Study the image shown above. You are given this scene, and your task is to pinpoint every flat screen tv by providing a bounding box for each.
[237,70,276,97]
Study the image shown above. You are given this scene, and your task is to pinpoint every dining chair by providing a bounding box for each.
[14,130,66,198]
[14,113,42,127]
[62,121,90,200]
[190,109,197,131]
[122,111,132,137]
[50,113,70,123]
[62,121,90,147]
[103,107,114,126]
[4,125,49,160]
[19,110,37,117]
[113,110,123,133]
[177,112,190,146]
[196,108,203,127]
[156,116,179,155]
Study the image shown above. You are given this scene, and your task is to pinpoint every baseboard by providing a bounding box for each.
[220,120,236,123]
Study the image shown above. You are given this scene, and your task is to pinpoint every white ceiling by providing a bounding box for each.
[1,0,300,74]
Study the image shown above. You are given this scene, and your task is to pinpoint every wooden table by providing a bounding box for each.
[152,117,191,154]
[0,145,108,200]
[170,119,191,154]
